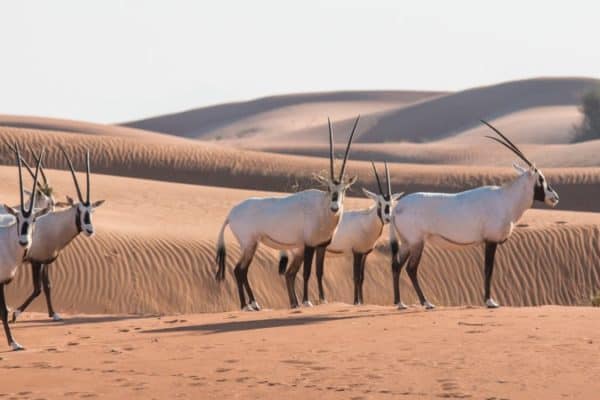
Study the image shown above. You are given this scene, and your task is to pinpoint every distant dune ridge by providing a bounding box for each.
[0,76,599,315]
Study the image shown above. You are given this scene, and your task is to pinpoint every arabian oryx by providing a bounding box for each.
[11,146,105,323]
[0,144,48,350]
[389,120,559,310]
[215,116,360,310]
[279,161,404,305]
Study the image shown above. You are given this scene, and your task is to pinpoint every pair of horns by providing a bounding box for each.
[329,116,360,182]
[481,120,533,168]
[4,142,49,192]
[371,161,391,198]
[10,143,45,216]
[59,145,91,206]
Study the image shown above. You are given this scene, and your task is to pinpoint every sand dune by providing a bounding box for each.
[3,306,599,399]
[2,126,600,214]
[0,114,187,143]
[0,166,598,317]
[123,90,443,139]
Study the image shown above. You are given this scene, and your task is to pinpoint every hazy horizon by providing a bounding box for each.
[1,1,598,123]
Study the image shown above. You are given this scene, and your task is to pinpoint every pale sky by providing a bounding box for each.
[0,0,598,123]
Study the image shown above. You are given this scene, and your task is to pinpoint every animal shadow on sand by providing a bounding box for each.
[142,312,390,335]
[15,315,150,327]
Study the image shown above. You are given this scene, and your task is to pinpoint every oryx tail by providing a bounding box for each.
[215,217,229,281]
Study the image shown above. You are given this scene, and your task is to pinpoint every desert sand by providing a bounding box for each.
[0,76,599,398]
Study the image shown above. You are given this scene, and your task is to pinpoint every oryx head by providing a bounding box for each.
[3,144,48,247]
[362,161,404,224]
[57,146,105,236]
[315,116,360,213]
[482,120,559,207]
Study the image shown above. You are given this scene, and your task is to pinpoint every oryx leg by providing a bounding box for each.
[42,264,61,320]
[12,262,43,322]
[358,252,368,304]
[285,251,304,308]
[301,246,316,307]
[406,242,434,309]
[1,283,23,350]
[315,246,327,304]
[233,243,257,311]
[392,243,410,309]
[352,252,365,305]
[484,242,500,308]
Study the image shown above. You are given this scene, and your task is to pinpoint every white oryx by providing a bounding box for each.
[11,146,105,323]
[0,144,48,350]
[216,116,360,310]
[279,161,403,305]
[389,120,559,310]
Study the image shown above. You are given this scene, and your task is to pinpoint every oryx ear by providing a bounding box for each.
[345,175,358,188]
[361,188,378,201]
[3,204,18,217]
[66,195,75,206]
[512,162,528,175]
[33,206,52,220]
[312,173,329,185]
[92,199,105,208]
[391,192,405,201]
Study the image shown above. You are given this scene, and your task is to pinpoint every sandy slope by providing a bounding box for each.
[2,306,599,399]
[0,167,598,317]
[123,90,443,139]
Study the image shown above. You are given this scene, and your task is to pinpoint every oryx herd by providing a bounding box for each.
[0,144,103,350]
[0,118,559,351]
[216,118,559,311]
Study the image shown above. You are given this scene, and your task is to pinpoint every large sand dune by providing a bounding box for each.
[0,167,597,317]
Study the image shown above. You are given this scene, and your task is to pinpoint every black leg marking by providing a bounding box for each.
[392,246,410,306]
[13,262,43,322]
[406,242,433,308]
[358,253,367,304]
[285,253,304,308]
[0,284,17,348]
[233,262,247,310]
[484,241,499,307]
[352,252,364,305]
[302,246,316,305]
[235,245,257,310]
[315,247,327,303]
[41,264,57,318]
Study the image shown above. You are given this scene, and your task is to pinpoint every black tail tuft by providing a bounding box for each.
[216,246,226,281]
[278,255,289,275]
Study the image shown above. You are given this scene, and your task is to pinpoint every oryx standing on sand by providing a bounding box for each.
[389,120,559,309]
[0,144,47,350]
[12,146,105,323]
[215,116,360,310]
[280,161,404,305]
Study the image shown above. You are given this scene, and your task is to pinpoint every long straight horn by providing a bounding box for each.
[27,144,48,186]
[328,117,335,180]
[85,149,91,205]
[338,115,360,181]
[58,145,84,203]
[370,161,383,194]
[27,148,45,215]
[384,161,391,198]
[3,141,39,187]
[480,120,532,167]
[14,143,25,213]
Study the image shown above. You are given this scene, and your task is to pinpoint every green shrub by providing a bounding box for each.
[573,87,600,142]
[591,292,600,307]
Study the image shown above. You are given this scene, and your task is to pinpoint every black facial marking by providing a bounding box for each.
[331,192,339,202]
[384,204,390,215]
[83,211,91,225]
[20,222,29,236]
[533,180,545,202]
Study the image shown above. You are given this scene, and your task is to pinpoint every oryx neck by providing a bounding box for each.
[501,172,535,223]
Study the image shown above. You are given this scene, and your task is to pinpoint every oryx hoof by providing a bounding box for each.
[353,300,363,306]
[396,302,408,310]
[302,300,313,308]
[249,301,261,311]
[319,298,328,305]
[10,341,25,351]
[485,298,500,309]
[241,305,255,312]
[422,301,436,310]
[51,313,63,321]
[11,309,21,323]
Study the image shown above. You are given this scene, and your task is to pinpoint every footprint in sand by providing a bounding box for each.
[516,223,529,228]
